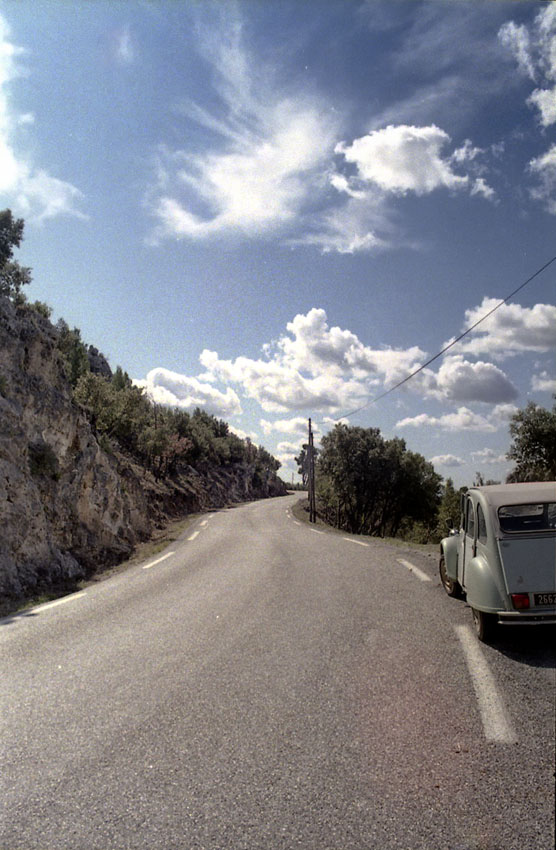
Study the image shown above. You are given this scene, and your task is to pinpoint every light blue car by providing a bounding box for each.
[439,482,556,641]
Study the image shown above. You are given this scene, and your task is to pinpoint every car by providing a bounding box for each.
[439,482,556,641]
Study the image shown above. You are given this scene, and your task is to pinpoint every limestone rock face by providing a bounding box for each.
[0,297,286,604]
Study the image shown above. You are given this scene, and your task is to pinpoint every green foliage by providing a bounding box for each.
[57,320,90,387]
[72,374,281,482]
[316,423,442,539]
[435,478,462,535]
[112,365,133,390]
[30,300,53,319]
[507,400,556,482]
[295,444,317,487]
[0,209,32,298]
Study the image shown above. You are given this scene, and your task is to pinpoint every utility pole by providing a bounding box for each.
[308,418,316,523]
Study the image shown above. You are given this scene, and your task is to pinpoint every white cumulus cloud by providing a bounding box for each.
[430,454,466,468]
[335,125,470,196]
[136,367,242,418]
[471,448,507,465]
[424,355,518,404]
[396,407,498,432]
[531,371,556,393]
[446,298,556,358]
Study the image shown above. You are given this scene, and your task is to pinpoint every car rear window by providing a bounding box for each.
[498,503,556,533]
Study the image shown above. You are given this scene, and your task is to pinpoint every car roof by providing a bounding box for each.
[469,482,556,508]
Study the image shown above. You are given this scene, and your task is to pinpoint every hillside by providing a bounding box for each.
[0,295,286,608]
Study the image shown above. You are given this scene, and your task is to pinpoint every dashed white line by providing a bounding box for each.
[293,520,301,526]
[455,624,517,743]
[397,558,431,582]
[30,591,87,613]
[188,531,200,541]
[343,537,369,547]
[142,551,175,570]
[310,529,325,535]
[200,520,209,527]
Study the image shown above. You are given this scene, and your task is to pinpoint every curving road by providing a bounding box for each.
[1,494,554,849]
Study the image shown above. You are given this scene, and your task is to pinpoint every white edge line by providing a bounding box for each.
[143,551,175,570]
[455,625,517,743]
[342,537,369,547]
[30,591,87,613]
[397,558,431,582]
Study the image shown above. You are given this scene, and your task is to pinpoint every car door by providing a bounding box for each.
[461,495,476,589]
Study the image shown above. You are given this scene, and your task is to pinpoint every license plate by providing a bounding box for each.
[534,593,556,606]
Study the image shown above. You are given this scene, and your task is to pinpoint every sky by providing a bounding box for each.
[0,0,555,487]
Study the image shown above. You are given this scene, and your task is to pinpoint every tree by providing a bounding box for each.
[506,400,556,482]
[57,320,90,387]
[0,209,32,298]
[436,478,462,535]
[316,423,441,538]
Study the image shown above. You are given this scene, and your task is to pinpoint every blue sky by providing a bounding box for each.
[1,0,555,486]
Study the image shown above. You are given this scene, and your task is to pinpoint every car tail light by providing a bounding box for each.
[511,593,530,610]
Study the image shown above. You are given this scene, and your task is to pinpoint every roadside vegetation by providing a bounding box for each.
[295,404,556,544]
[0,209,283,486]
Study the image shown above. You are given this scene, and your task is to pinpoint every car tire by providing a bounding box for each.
[471,607,496,642]
[439,554,462,598]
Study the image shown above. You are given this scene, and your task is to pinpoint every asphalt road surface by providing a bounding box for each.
[1,494,555,849]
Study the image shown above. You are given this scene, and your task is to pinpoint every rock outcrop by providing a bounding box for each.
[0,296,286,606]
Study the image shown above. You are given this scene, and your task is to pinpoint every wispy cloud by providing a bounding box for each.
[149,7,338,244]
[115,25,135,65]
[500,4,556,213]
[0,14,85,222]
[147,5,494,253]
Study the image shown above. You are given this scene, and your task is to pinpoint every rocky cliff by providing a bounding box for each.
[0,296,286,606]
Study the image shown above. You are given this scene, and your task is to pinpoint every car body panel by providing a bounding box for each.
[497,535,556,594]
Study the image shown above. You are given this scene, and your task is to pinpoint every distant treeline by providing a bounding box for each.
[60,323,281,483]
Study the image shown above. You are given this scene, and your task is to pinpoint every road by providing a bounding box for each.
[1,494,554,849]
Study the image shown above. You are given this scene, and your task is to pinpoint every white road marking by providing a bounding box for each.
[188,531,200,541]
[30,591,87,613]
[293,520,301,526]
[310,529,325,535]
[396,558,431,582]
[142,551,175,570]
[200,520,209,527]
[343,537,369,547]
[455,625,517,744]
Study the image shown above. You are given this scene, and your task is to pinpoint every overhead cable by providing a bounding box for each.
[335,252,556,422]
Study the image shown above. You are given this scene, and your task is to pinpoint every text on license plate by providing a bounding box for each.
[534,593,556,606]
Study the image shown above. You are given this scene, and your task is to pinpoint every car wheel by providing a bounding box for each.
[471,608,496,642]
[439,555,462,598]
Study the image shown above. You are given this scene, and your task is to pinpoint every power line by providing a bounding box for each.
[335,252,556,422]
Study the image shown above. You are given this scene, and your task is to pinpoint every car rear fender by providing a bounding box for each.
[465,555,506,614]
